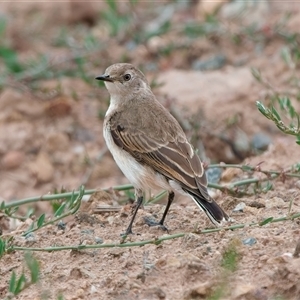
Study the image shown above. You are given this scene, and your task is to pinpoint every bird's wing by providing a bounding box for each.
[109,119,211,201]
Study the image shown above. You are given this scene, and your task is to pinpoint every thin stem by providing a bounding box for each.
[208,163,300,178]
[2,184,134,210]
[7,212,300,252]
[2,163,299,212]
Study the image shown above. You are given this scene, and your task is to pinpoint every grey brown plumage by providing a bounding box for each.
[96,63,228,234]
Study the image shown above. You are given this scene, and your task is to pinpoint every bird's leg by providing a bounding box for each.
[144,191,174,232]
[122,189,143,236]
[158,191,174,226]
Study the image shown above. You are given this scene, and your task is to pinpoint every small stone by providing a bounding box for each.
[251,133,272,152]
[57,220,66,230]
[107,216,114,225]
[184,282,213,299]
[90,285,97,294]
[242,237,257,246]
[147,287,166,299]
[95,237,103,244]
[194,282,213,296]
[196,0,227,17]
[206,167,222,184]
[232,283,255,298]
[24,232,36,243]
[80,229,94,235]
[265,197,285,209]
[1,151,25,169]
[233,202,246,212]
[74,288,85,299]
[110,248,125,257]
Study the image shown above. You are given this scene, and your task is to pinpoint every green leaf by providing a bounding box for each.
[0,47,23,73]
[9,271,16,293]
[271,106,281,121]
[54,202,66,217]
[106,0,117,12]
[37,214,45,229]
[259,217,273,226]
[256,101,268,117]
[0,17,6,38]
[15,273,26,294]
[25,252,39,283]
[0,238,6,258]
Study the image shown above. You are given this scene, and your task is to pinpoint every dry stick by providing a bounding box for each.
[8,212,300,252]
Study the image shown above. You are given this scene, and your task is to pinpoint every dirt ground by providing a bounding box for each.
[1,1,300,300]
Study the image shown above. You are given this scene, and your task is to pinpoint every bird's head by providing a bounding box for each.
[96,63,149,99]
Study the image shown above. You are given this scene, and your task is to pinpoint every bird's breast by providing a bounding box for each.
[103,121,170,191]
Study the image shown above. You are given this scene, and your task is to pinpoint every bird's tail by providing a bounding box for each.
[188,193,229,226]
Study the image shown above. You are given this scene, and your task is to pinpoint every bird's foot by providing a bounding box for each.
[143,216,169,233]
[120,225,134,237]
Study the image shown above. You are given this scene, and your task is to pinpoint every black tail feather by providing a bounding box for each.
[188,192,228,226]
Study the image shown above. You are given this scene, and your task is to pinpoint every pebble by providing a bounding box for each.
[232,283,256,298]
[184,281,213,299]
[81,229,94,235]
[57,220,66,230]
[251,133,272,152]
[265,197,285,209]
[206,167,222,184]
[233,202,246,212]
[24,232,36,243]
[74,288,85,299]
[1,150,25,169]
[90,285,97,294]
[95,237,103,244]
[242,237,257,246]
[196,0,227,17]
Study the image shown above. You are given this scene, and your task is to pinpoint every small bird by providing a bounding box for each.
[96,63,228,235]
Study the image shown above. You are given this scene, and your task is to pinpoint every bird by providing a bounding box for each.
[96,63,229,235]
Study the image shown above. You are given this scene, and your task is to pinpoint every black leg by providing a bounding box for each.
[158,191,174,225]
[122,195,143,236]
[144,191,174,231]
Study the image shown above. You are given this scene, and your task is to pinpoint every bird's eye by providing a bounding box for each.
[123,74,131,81]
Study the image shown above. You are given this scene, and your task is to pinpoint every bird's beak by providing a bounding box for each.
[95,74,113,82]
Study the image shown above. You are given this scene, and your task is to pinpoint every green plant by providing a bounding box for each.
[256,99,300,144]
[7,252,39,298]
[102,0,132,37]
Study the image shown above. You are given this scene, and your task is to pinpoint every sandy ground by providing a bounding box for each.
[1,1,300,299]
